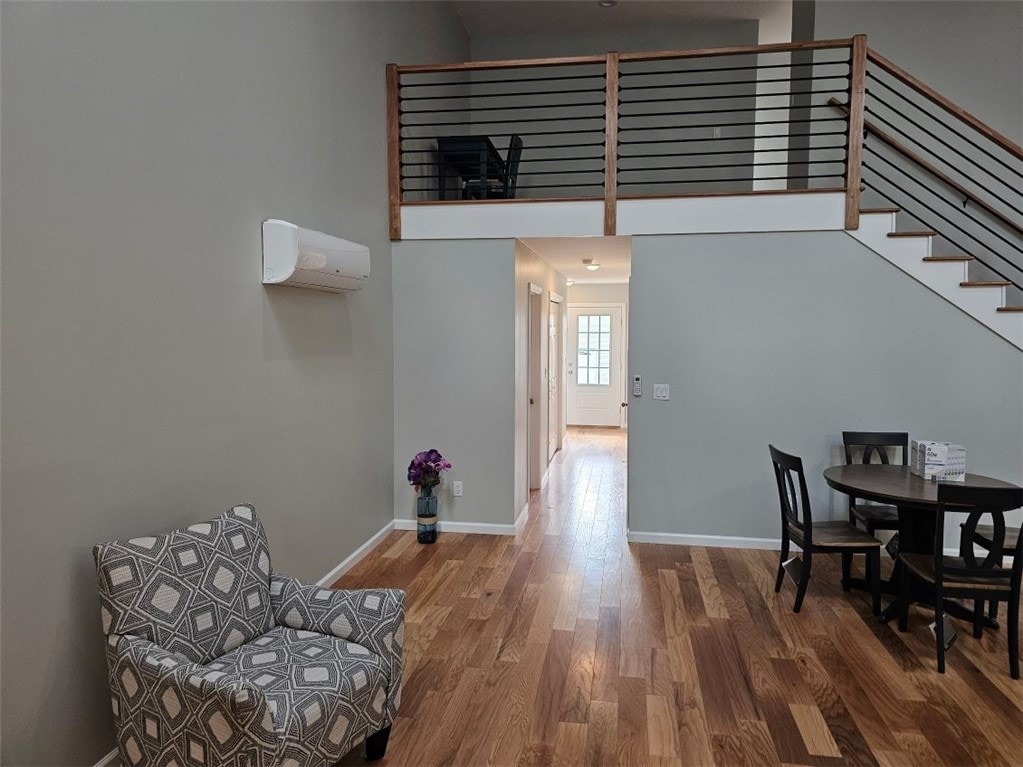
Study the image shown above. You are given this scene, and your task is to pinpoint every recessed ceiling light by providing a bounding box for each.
[599,0,617,7]
[566,279,575,286]
[583,258,601,271]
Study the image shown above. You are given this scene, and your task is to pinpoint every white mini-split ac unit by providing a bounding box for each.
[262,219,370,292]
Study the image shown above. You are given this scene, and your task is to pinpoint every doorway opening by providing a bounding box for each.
[520,235,631,527]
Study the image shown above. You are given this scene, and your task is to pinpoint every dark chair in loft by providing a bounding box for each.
[436,134,523,200]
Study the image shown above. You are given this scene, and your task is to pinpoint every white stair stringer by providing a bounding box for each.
[849,212,1023,351]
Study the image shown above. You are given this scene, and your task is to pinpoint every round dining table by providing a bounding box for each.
[823,464,1021,625]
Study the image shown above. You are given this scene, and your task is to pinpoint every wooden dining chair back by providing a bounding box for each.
[842,431,908,535]
[769,444,812,544]
[898,483,1023,677]
[769,445,882,615]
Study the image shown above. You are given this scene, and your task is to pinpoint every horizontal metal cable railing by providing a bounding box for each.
[386,39,863,237]
[395,57,608,203]
[855,50,1023,290]
[615,44,852,198]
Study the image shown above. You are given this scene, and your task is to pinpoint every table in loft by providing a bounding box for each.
[823,464,1021,626]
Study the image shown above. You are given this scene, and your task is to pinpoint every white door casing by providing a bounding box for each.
[548,296,562,460]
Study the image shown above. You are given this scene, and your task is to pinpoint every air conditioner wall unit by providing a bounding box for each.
[262,219,370,293]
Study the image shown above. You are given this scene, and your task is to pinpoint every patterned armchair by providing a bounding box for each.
[93,505,403,767]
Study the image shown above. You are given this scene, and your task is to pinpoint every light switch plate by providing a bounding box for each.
[653,384,670,400]
[453,481,463,497]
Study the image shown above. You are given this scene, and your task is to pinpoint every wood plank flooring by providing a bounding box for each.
[338,428,1022,766]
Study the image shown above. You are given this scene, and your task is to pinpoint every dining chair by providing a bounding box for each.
[770,445,882,616]
[898,483,1023,678]
[842,431,908,536]
[463,134,522,199]
[960,522,1021,621]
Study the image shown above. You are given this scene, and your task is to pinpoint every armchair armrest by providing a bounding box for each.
[106,634,278,761]
[269,573,405,719]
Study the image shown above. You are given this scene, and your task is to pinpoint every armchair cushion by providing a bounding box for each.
[208,626,390,763]
[94,505,274,664]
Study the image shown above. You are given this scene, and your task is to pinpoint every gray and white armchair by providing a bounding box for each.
[93,505,403,767]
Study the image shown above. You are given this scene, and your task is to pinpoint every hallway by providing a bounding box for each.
[337,428,1022,767]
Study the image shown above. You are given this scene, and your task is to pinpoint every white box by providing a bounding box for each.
[911,439,966,481]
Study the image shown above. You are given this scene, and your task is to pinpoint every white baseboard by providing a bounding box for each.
[627,530,782,550]
[393,518,517,536]
[515,502,530,535]
[316,521,396,587]
[93,748,119,767]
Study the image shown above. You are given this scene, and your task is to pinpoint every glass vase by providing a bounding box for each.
[416,485,438,544]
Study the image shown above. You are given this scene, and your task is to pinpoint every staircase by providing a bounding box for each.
[850,208,1023,349]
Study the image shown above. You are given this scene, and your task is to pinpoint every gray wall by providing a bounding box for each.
[469,18,759,60]
[628,231,1023,540]
[814,0,1023,143]
[392,240,518,527]
[514,242,569,516]
[0,3,467,764]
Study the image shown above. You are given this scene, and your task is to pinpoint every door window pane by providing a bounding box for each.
[576,314,612,387]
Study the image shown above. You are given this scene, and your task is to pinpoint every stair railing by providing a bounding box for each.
[852,48,1023,291]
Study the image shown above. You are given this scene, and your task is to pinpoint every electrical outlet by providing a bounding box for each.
[653,384,670,400]
[453,481,463,497]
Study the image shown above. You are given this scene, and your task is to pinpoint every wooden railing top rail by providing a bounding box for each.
[866,48,1023,160]
[396,54,606,75]
[616,37,854,63]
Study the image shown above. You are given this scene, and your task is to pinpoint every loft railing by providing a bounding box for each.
[386,33,1022,287]
[387,37,864,239]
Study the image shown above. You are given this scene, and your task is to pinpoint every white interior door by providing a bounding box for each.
[567,305,624,427]
[548,298,561,460]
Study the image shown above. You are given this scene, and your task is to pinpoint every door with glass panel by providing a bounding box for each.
[567,306,624,427]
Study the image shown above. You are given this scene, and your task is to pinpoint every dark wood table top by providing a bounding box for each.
[823,465,1021,508]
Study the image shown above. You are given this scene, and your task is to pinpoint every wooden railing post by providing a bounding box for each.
[386,63,402,241]
[604,52,619,236]
[844,34,868,230]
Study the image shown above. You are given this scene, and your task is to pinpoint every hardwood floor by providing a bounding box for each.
[337,428,1022,767]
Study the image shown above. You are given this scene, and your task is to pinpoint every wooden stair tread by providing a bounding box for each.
[996,306,1023,312]
[960,281,1010,288]
[922,255,974,262]
[888,230,937,238]
[860,207,900,214]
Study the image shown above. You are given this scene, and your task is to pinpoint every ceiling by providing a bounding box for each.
[452,1,790,39]
[520,236,632,284]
